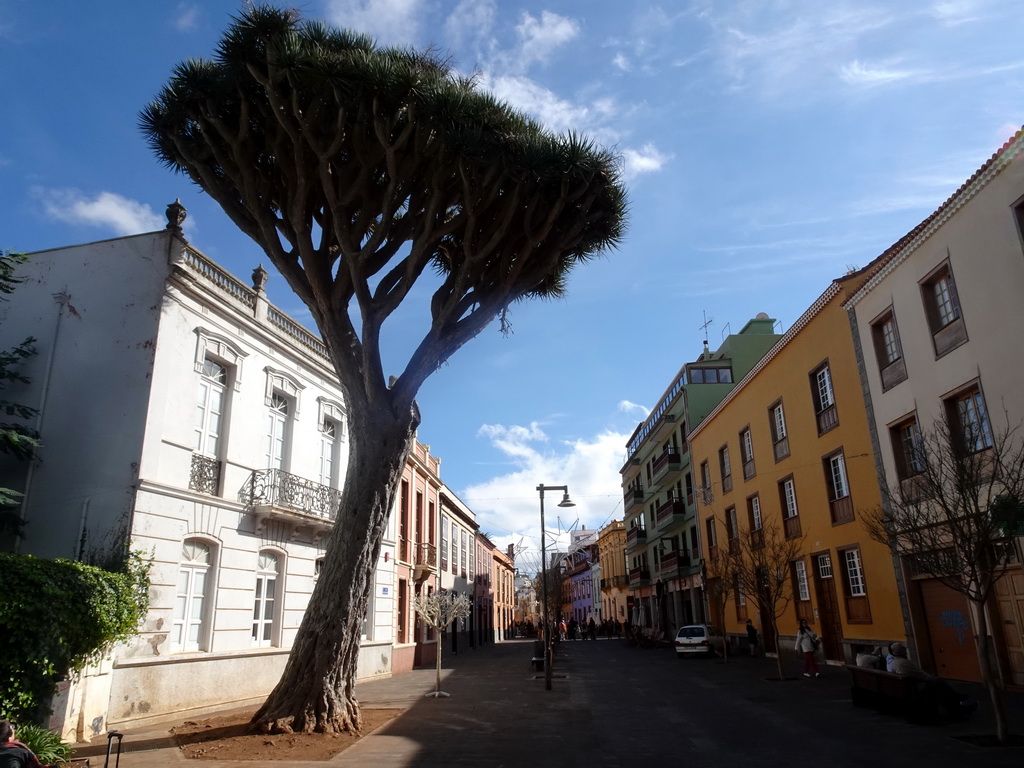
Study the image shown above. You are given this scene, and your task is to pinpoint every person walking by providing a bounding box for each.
[745,619,759,657]
[795,618,820,678]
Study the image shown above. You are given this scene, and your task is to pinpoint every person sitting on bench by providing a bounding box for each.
[889,643,978,717]
[0,720,53,768]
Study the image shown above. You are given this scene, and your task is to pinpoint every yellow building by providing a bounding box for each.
[597,520,629,624]
[689,272,905,662]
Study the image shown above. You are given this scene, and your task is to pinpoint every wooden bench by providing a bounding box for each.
[846,665,938,723]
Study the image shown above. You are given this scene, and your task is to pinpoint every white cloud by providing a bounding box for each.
[445,0,496,49]
[477,73,591,134]
[174,3,200,32]
[707,4,896,97]
[325,0,424,45]
[462,421,628,572]
[839,59,919,86]
[515,11,579,69]
[613,52,631,71]
[618,400,650,418]
[622,143,672,178]
[931,0,983,25]
[34,188,165,235]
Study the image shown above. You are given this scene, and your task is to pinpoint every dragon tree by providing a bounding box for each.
[140,5,626,734]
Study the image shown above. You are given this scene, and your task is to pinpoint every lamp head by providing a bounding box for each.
[558,492,575,508]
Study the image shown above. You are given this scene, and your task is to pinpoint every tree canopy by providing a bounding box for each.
[140,5,627,413]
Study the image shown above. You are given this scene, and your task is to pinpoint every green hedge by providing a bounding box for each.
[0,552,150,723]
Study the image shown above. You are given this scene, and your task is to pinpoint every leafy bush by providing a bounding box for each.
[0,551,150,723]
[12,723,74,765]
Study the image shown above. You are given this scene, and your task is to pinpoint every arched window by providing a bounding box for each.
[252,550,280,647]
[173,539,213,652]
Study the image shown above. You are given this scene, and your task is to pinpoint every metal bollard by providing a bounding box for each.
[104,731,123,768]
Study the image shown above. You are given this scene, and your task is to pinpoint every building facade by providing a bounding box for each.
[438,486,478,653]
[392,440,440,673]
[846,128,1024,685]
[597,519,628,625]
[0,220,395,736]
[620,316,782,635]
[689,276,904,661]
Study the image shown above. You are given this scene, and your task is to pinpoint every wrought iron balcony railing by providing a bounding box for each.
[247,468,341,522]
[190,453,221,495]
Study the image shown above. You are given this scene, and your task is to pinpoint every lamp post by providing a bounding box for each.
[537,483,575,691]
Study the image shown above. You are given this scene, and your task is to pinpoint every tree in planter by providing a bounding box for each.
[411,591,472,698]
[0,251,40,534]
[140,6,626,734]
[863,415,1024,743]
[729,518,804,681]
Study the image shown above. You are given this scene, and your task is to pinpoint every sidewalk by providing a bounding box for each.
[71,638,1024,767]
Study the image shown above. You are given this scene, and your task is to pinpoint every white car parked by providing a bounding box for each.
[674,624,726,657]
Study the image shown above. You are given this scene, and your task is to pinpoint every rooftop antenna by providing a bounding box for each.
[699,311,714,358]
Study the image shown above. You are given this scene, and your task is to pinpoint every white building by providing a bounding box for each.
[846,129,1024,686]
[0,210,394,737]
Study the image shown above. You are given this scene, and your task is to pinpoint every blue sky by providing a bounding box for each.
[2,1,1022,567]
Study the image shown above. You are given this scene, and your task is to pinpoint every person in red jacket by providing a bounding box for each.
[0,720,50,768]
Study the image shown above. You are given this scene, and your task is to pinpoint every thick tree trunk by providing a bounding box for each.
[251,402,416,734]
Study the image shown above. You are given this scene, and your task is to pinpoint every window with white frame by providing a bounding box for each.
[843,549,866,597]
[251,550,280,647]
[362,570,375,640]
[719,445,732,493]
[451,523,458,574]
[891,416,926,479]
[747,494,762,531]
[460,529,467,577]
[441,516,449,571]
[318,417,340,488]
[816,552,833,579]
[769,401,789,461]
[265,392,291,471]
[793,559,810,601]
[871,309,908,390]
[173,539,213,652]
[740,427,755,479]
[810,363,838,434]
[781,478,798,518]
[194,359,227,457]
[921,262,967,356]
[826,452,849,500]
[948,385,994,454]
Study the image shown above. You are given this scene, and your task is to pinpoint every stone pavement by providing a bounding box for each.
[72,637,1024,767]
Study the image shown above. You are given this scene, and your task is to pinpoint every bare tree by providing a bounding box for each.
[863,415,1024,743]
[141,7,625,734]
[411,591,472,698]
[701,539,737,663]
[730,518,804,681]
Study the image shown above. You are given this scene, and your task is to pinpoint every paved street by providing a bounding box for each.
[78,638,1024,767]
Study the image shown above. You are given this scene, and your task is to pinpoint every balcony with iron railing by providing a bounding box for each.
[245,468,341,536]
[654,496,688,531]
[623,485,645,511]
[601,575,630,590]
[628,566,651,587]
[414,542,437,583]
[652,446,682,486]
[626,525,647,549]
[657,549,693,578]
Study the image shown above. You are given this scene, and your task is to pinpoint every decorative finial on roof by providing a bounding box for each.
[252,264,269,293]
[166,199,187,230]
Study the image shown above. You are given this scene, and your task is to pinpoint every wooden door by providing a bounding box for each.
[812,552,843,660]
[994,566,1024,686]
[919,578,980,682]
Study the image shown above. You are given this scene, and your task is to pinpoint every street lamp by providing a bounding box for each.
[537,483,574,691]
